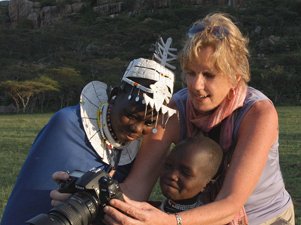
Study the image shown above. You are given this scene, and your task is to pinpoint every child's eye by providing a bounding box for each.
[164,162,173,170]
[180,168,193,177]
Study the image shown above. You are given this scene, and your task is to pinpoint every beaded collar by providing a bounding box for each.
[80,81,140,166]
[97,102,123,150]
[161,195,205,213]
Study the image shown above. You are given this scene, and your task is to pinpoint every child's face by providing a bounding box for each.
[159,145,211,201]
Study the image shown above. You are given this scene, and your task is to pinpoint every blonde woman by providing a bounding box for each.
[103,13,295,225]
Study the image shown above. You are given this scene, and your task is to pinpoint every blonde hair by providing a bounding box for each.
[180,13,250,84]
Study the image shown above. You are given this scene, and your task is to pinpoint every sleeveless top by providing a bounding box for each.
[172,86,292,225]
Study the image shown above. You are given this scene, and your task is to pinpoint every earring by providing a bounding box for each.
[128,87,134,100]
[111,95,116,100]
[164,114,170,128]
[135,89,141,102]
[144,104,148,119]
[151,108,154,122]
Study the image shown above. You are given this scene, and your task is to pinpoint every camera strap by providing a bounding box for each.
[106,147,122,176]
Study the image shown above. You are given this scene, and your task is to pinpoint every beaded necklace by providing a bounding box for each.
[106,105,123,145]
[162,194,206,213]
[97,103,122,148]
[97,102,122,169]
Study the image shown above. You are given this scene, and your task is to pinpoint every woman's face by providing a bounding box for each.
[110,92,156,144]
[159,146,210,201]
[184,46,234,114]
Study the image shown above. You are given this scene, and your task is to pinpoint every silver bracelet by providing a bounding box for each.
[175,213,182,225]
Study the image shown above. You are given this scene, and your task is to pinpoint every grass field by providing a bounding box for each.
[0,107,300,223]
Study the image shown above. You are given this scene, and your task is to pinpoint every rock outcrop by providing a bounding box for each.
[8,0,243,28]
[9,0,86,27]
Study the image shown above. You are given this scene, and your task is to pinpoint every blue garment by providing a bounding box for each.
[1,105,132,225]
[172,87,293,225]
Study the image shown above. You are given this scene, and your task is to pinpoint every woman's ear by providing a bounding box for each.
[235,73,242,83]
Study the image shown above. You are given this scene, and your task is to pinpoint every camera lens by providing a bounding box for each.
[26,168,122,225]
[26,213,70,225]
[27,192,99,225]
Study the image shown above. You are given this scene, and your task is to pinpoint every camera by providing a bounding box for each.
[26,166,124,225]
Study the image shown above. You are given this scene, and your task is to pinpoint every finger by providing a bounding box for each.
[49,190,71,202]
[103,205,139,225]
[118,197,150,210]
[103,209,120,225]
[51,199,63,207]
[122,194,131,202]
[52,171,69,182]
[109,199,145,220]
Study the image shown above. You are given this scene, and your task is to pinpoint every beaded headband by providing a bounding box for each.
[121,37,177,132]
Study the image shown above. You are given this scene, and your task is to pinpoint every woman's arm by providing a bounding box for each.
[183,100,279,225]
[104,100,279,225]
[211,100,279,222]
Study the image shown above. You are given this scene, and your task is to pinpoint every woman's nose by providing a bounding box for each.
[189,74,205,91]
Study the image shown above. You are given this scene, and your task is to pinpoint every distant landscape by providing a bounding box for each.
[0,0,300,223]
[0,0,301,113]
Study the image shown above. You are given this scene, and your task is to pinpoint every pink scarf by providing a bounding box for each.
[186,82,249,224]
[186,81,247,151]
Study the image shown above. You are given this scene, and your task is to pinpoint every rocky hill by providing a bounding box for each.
[7,0,243,28]
[0,0,300,112]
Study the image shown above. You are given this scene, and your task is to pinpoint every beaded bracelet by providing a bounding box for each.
[175,213,182,225]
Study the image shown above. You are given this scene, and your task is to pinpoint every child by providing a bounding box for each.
[159,134,248,225]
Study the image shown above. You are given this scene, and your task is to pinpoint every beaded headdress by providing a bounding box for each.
[122,37,177,131]
[80,37,177,167]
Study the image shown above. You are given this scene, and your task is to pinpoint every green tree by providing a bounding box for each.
[46,67,84,107]
[33,76,61,112]
[0,77,59,113]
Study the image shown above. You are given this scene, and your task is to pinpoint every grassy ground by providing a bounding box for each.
[277,106,301,224]
[0,107,300,222]
[0,113,52,220]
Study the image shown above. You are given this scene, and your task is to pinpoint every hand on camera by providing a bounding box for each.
[103,196,173,225]
[50,171,71,206]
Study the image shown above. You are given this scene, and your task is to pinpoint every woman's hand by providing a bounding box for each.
[103,196,173,225]
[49,171,71,206]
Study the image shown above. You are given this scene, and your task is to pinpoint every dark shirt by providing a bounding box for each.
[1,105,132,225]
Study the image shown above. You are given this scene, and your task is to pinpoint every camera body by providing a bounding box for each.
[59,167,124,208]
[27,166,124,225]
